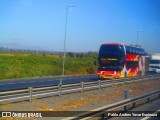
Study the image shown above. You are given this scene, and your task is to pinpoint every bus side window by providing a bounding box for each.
[126,61,138,69]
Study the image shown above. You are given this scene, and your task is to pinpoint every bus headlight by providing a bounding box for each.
[101,71,104,75]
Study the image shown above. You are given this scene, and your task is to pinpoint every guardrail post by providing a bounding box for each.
[81,82,84,92]
[147,97,150,103]
[132,102,136,108]
[124,89,128,112]
[145,76,147,81]
[29,87,33,102]
[112,79,114,87]
[101,113,107,120]
[123,78,126,84]
[124,90,128,99]
[134,77,136,83]
[147,75,149,80]
[123,78,126,89]
[58,84,62,96]
[98,80,101,89]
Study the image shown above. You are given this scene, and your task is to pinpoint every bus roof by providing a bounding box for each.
[102,42,123,46]
[125,45,145,55]
[101,42,145,55]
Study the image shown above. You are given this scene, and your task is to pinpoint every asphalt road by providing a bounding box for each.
[0,75,98,92]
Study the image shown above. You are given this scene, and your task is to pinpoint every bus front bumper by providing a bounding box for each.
[98,71,121,79]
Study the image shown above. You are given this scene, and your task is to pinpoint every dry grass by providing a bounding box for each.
[0,53,30,57]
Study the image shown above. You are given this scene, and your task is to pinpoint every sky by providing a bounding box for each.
[0,0,160,54]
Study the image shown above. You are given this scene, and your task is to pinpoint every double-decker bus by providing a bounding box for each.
[98,42,146,79]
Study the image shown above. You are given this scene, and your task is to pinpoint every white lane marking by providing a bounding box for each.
[0,80,52,85]
[19,82,29,83]
[68,78,74,79]
[0,82,17,85]
[65,76,94,80]
[67,77,89,79]
[0,78,64,85]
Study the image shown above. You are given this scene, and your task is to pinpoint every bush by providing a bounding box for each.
[0,52,98,79]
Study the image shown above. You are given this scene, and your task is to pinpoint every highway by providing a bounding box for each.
[0,75,98,92]
[0,72,157,92]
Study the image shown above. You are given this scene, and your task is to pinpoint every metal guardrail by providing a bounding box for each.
[63,89,160,120]
[0,74,159,104]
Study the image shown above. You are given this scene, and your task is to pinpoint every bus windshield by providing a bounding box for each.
[99,45,124,54]
[98,45,125,70]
